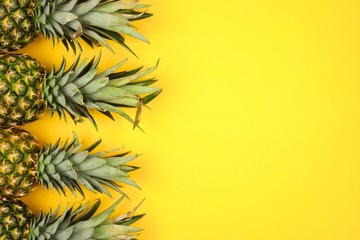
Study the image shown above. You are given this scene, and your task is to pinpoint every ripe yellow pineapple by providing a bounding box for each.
[0,0,151,53]
[0,53,161,128]
[0,127,140,199]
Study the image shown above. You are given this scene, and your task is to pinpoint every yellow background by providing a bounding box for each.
[15,0,360,239]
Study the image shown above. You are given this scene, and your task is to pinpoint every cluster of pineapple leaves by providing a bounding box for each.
[0,0,159,239]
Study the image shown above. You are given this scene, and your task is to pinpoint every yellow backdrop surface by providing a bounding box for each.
[16,0,360,239]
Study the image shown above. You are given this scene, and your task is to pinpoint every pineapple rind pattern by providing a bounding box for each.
[0,0,38,51]
[0,128,39,199]
[0,199,32,239]
[0,54,46,126]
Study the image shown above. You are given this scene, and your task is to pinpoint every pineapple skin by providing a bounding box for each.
[0,128,39,199]
[0,199,32,239]
[0,0,39,51]
[0,54,46,126]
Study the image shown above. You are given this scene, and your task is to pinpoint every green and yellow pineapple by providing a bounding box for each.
[0,197,144,239]
[0,0,151,52]
[0,53,161,128]
[0,127,140,199]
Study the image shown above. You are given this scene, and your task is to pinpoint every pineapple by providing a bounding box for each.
[0,0,152,53]
[0,127,141,199]
[0,197,144,239]
[0,53,161,129]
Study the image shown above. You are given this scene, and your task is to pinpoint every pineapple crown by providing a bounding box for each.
[37,133,140,197]
[41,53,161,130]
[34,0,152,53]
[29,197,144,240]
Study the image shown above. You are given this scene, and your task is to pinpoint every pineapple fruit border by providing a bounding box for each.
[0,0,160,239]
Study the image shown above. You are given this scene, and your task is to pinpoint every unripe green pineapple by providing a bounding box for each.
[0,53,161,129]
[0,0,151,52]
[0,197,144,239]
[0,127,140,199]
